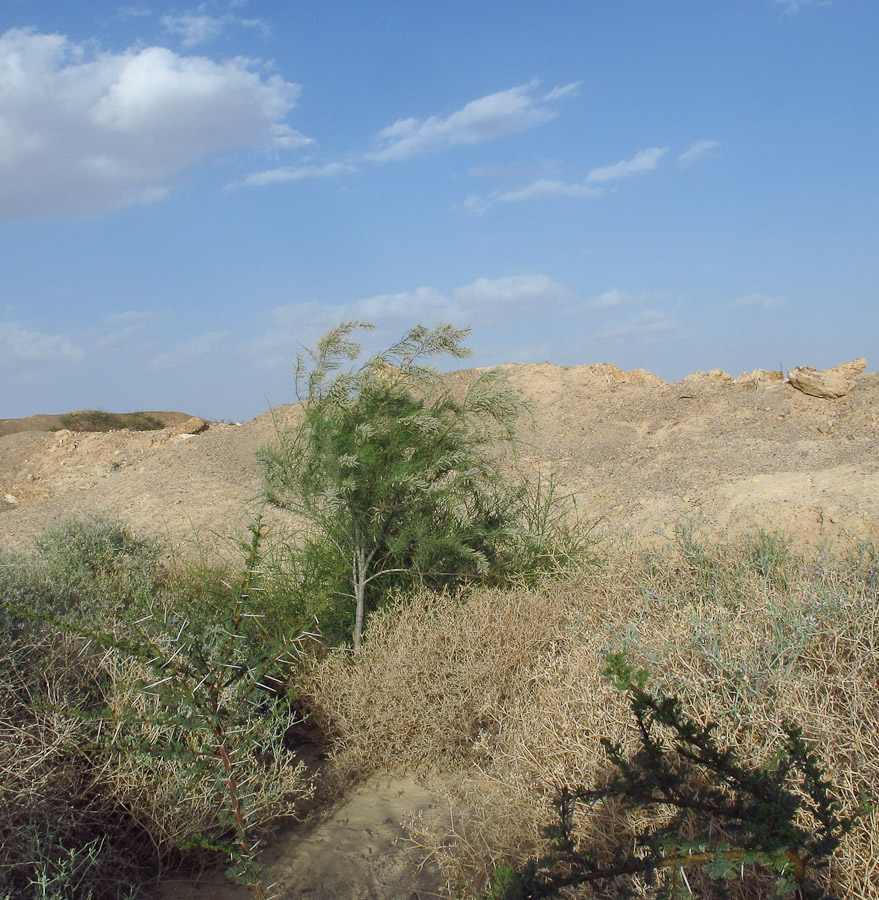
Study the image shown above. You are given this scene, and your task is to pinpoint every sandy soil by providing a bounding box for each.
[2,362,878,899]
[3,365,878,555]
[161,776,446,900]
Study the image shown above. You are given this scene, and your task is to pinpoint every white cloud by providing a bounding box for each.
[598,308,677,346]
[353,274,567,325]
[248,274,569,369]
[497,178,602,203]
[585,147,667,183]
[463,145,665,212]
[151,329,230,369]
[0,322,85,366]
[678,139,720,167]
[161,12,269,47]
[467,162,535,178]
[568,288,665,315]
[0,28,305,220]
[230,161,356,188]
[367,80,577,162]
[92,309,169,349]
[461,194,489,216]
[729,293,789,310]
[542,81,584,101]
[774,0,831,12]
[116,7,154,19]
[585,289,631,310]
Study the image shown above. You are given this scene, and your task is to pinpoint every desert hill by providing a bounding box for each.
[2,361,877,554]
[3,361,878,900]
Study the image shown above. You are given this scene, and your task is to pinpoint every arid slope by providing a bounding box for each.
[2,365,878,555]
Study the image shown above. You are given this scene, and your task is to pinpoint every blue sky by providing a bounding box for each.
[1,0,876,421]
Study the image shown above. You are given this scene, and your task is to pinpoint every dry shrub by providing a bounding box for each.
[302,586,582,781]
[92,647,310,861]
[0,628,155,899]
[302,531,879,899]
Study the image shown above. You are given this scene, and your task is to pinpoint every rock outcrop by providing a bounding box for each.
[734,369,784,387]
[788,358,867,399]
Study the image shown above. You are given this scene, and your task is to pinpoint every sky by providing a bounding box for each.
[1,0,877,422]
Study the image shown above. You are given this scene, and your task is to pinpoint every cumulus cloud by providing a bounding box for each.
[0,322,85,366]
[248,274,569,369]
[585,147,667,183]
[678,138,720,167]
[0,28,306,219]
[367,80,580,162]
[230,161,356,188]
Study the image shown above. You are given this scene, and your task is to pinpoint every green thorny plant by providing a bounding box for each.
[14,518,313,899]
[499,653,856,900]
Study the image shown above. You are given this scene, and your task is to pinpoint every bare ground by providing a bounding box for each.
[3,364,878,555]
[2,362,878,899]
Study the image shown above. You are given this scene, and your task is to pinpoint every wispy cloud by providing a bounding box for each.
[229,161,356,189]
[0,322,85,366]
[542,81,584,101]
[728,292,789,310]
[585,147,667,183]
[248,274,569,369]
[462,145,666,213]
[367,81,581,162]
[774,0,832,13]
[161,11,269,47]
[584,289,634,310]
[116,6,153,19]
[151,330,231,369]
[497,179,602,204]
[677,138,721,167]
[0,28,305,220]
[597,308,678,346]
[91,310,168,349]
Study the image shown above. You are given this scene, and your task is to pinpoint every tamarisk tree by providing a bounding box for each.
[258,322,527,650]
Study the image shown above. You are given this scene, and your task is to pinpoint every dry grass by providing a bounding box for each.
[301,529,879,898]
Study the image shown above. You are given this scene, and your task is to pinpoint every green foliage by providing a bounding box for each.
[57,411,165,432]
[485,863,525,900]
[1,522,167,900]
[0,831,141,900]
[30,515,162,619]
[1,517,313,900]
[259,321,546,649]
[502,654,854,899]
[746,529,795,590]
[630,526,879,723]
[501,472,599,585]
[64,519,310,898]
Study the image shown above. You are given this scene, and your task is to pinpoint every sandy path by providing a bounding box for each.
[161,777,446,900]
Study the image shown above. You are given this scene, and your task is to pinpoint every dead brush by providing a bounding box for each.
[303,528,878,899]
[300,583,582,782]
[0,626,152,899]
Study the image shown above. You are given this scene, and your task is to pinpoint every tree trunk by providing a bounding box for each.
[353,547,367,651]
